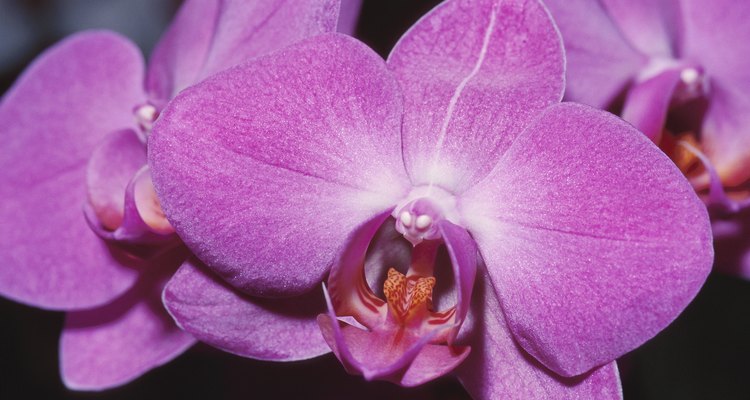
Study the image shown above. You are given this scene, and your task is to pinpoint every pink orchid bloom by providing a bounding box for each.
[543,0,750,276]
[149,0,713,398]
[0,0,356,390]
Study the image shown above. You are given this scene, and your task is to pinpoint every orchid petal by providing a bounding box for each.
[461,102,713,376]
[680,0,750,82]
[60,250,195,391]
[132,166,175,236]
[86,129,146,231]
[679,140,741,212]
[387,0,564,192]
[699,85,750,187]
[621,67,684,142]
[337,0,363,35]
[438,220,477,342]
[0,31,146,309]
[679,0,750,186]
[149,34,411,297]
[163,258,330,361]
[600,0,680,57]
[318,313,469,387]
[543,0,645,108]
[146,0,341,103]
[714,215,750,279]
[457,275,623,400]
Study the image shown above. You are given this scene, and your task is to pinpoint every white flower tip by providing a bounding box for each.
[680,68,699,84]
[399,211,413,227]
[415,214,432,230]
[136,104,157,123]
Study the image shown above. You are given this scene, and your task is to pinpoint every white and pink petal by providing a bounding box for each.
[146,0,342,102]
[0,31,147,310]
[149,34,411,297]
[60,250,195,390]
[388,0,564,192]
[461,102,713,376]
[163,258,331,361]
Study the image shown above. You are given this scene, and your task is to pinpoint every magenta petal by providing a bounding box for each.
[150,34,410,297]
[163,258,330,361]
[600,0,679,57]
[0,31,146,309]
[680,0,750,83]
[457,276,623,400]
[461,102,713,376]
[543,0,645,108]
[146,0,341,102]
[620,67,683,142]
[60,252,195,391]
[700,84,750,186]
[714,215,750,279]
[337,0,363,35]
[318,313,469,387]
[678,1,750,184]
[127,166,175,237]
[438,220,477,340]
[86,129,146,231]
[387,0,564,191]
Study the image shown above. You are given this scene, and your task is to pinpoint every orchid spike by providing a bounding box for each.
[150,0,712,397]
[543,0,750,276]
[0,0,350,390]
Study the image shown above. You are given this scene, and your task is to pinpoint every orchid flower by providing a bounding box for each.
[0,0,353,390]
[149,0,713,397]
[542,0,750,276]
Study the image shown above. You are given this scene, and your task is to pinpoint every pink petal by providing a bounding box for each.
[149,34,411,297]
[0,31,147,309]
[163,258,331,361]
[620,67,684,142]
[700,85,750,186]
[460,102,713,376]
[543,0,645,108]
[86,129,147,231]
[387,0,564,192]
[457,275,623,400]
[439,220,477,340]
[318,313,470,387]
[678,0,750,186]
[146,0,341,102]
[337,0,363,35]
[600,0,680,57]
[60,250,196,391]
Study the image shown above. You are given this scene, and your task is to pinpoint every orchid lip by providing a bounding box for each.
[320,211,477,386]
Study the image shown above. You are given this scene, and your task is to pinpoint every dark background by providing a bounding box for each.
[2,0,749,398]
